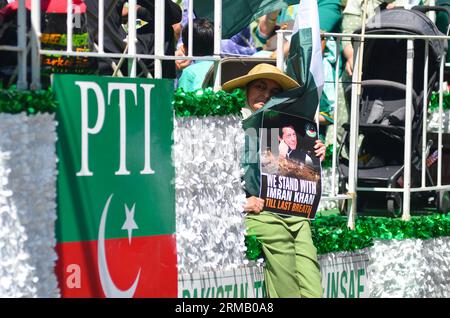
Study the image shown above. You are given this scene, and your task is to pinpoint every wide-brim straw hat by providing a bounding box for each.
[222,63,300,92]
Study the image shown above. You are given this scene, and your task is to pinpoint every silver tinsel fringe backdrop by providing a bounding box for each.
[0,113,59,298]
[173,116,248,274]
[367,237,450,298]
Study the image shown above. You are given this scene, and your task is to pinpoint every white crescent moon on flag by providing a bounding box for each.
[98,194,141,298]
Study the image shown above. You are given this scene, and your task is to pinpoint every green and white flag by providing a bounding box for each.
[284,0,324,113]
[242,0,324,198]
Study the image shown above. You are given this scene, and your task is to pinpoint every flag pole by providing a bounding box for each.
[347,0,368,230]
[213,0,222,91]
[356,0,368,97]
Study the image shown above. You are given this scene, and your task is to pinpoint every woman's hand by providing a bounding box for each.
[175,45,191,71]
[244,196,265,214]
[314,139,326,162]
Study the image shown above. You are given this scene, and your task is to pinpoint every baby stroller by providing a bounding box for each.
[338,7,449,216]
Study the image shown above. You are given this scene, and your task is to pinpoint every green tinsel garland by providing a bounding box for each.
[428,91,450,112]
[1,87,246,117]
[173,87,245,117]
[312,213,450,254]
[245,213,450,260]
[0,87,58,114]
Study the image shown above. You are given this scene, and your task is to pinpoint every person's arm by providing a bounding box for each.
[254,9,279,46]
[341,0,362,76]
[269,37,290,59]
[318,114,330,125]
[343,42,354,76]
[175,44,191,71]
[259,10,279,37]
[244,196,265,214]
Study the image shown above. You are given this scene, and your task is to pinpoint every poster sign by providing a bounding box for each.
[53,75,177,297]
[259,110,322,218]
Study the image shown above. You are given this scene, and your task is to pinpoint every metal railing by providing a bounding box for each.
[2,0,222,89]
[0,0,27,89]
[276,27,450,227]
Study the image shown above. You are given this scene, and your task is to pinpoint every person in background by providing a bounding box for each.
[84,0,181,78]
[335,0,410,145]
[174,0,257,74]
[252,0,342,55]
[84,0,129,75]
[222,63,326,298]
[127,0,182,79]
[177,17,214,91]
[341,0,412,76]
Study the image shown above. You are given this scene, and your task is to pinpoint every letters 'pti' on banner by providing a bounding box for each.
[259,110,322,219]
[53,75,177,297]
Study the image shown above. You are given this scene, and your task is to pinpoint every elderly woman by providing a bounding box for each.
[223,63,325,298]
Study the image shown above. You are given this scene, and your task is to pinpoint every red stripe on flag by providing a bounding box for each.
[55,235,177,297]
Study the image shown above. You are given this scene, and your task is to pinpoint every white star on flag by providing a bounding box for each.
[121,203,138,244]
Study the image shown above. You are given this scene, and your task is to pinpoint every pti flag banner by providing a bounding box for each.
[259,110,321,218]
[53,75,177,297]
[243,0,324,198]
